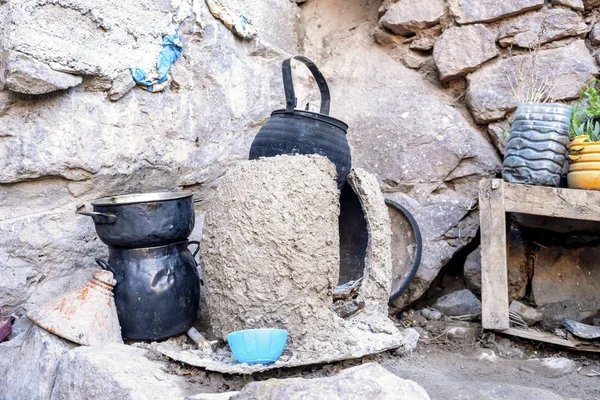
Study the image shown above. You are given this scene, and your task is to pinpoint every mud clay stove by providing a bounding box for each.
[151,155,414,374]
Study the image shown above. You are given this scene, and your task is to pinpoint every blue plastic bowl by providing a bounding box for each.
[226,328,288,365]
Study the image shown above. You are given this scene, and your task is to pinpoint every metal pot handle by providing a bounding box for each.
[76,206,117,224]
[95,259,123,283]
[188,240,201,258]
[282,55,331,115]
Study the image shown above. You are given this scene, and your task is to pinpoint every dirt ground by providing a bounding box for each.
[167,315,600,399]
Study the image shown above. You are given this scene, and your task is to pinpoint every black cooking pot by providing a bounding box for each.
[78,192,195,249]
[248,55,351,189]
[96,241,201,340]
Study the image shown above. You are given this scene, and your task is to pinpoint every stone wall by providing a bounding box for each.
[1,0,597,315]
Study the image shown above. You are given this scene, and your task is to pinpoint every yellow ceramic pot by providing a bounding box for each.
[567,135,600,190]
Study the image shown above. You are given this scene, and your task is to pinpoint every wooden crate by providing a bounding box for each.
[478,179,600,352]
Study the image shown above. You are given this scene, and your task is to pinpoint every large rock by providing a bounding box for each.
[50,344,201,399]
[3,50,82,94]
[532,245,600,312]
[231,363,431,400]
[301,0,501,306]
[0,324,76,400]
[551,0,584,11]
[201,155,340,340]
[498,8,587,49]
[463,223,531,300]
[466,40,597,123]
[432,289,481,317]
[591,23,600,46]
[379,0,445,36]
[0,0,300,313]
[584,0,600,9]
[433,24,499,82]
[448,0,545,24]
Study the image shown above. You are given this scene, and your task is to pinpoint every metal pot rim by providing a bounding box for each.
[271,109,348,131]
[92,192,193,206]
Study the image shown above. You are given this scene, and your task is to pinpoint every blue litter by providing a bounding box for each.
[130,31,183,92]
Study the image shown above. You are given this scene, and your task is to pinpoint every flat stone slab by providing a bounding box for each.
[448,0,544,24]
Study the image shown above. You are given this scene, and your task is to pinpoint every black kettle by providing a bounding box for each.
[249,55,351,189]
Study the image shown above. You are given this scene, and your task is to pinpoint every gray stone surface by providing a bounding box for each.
[532,246,600,312]
[498,8,587,49]
[3,50,82,94]
[448,0,545,24]
[552,0,585,11]
[539,300,581,331]
[584,0,600,9]
[433,24,498,82]
[466,40,597,123]
[463,246,482,293]
[509,301,543,326]
[301,2,501,307]
[231,363,431,400]
[432,289,481,318]
[201,155,339,341]
[108,70,136,101]
[50,344,202,399]
[380,0,445,36]
[591,23,600,45]
[523,358,577,378]
[0,324,76,400]
[0,0,300,314]
[487,118,511,156]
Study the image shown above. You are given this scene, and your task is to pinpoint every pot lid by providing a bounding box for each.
[92,191,193,206]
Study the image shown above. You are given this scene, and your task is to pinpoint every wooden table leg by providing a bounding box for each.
[479,179,510,330]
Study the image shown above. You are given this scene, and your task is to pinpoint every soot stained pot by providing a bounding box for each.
[96,241,201,340]
[248,55,351,190]
[78,192,195,249]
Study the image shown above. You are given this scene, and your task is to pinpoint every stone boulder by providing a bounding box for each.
[0,324,76,399]
[50,344,202,399]
[552,0,584,11]
[498,8,587,49]
[433,24,499,82]
[584,0,600,9]
[432,289,481,318]
[487,119,511,156]
[448,0,544,24]
[231,363,431,400]
[3,50,82,94]
[466,40,597,123]
[379,0,445,36]
[591,23,600,45]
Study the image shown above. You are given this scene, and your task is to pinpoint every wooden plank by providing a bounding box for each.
[479,179,509,330]
[500,328,600,353]
[504,182,600,221]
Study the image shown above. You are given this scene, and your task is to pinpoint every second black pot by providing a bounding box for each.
[97,241,200,341]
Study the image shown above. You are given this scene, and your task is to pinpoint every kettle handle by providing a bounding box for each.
[282,56,331,115]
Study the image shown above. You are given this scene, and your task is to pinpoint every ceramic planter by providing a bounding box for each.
[568,135,600,190]
[503,103,572,187]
